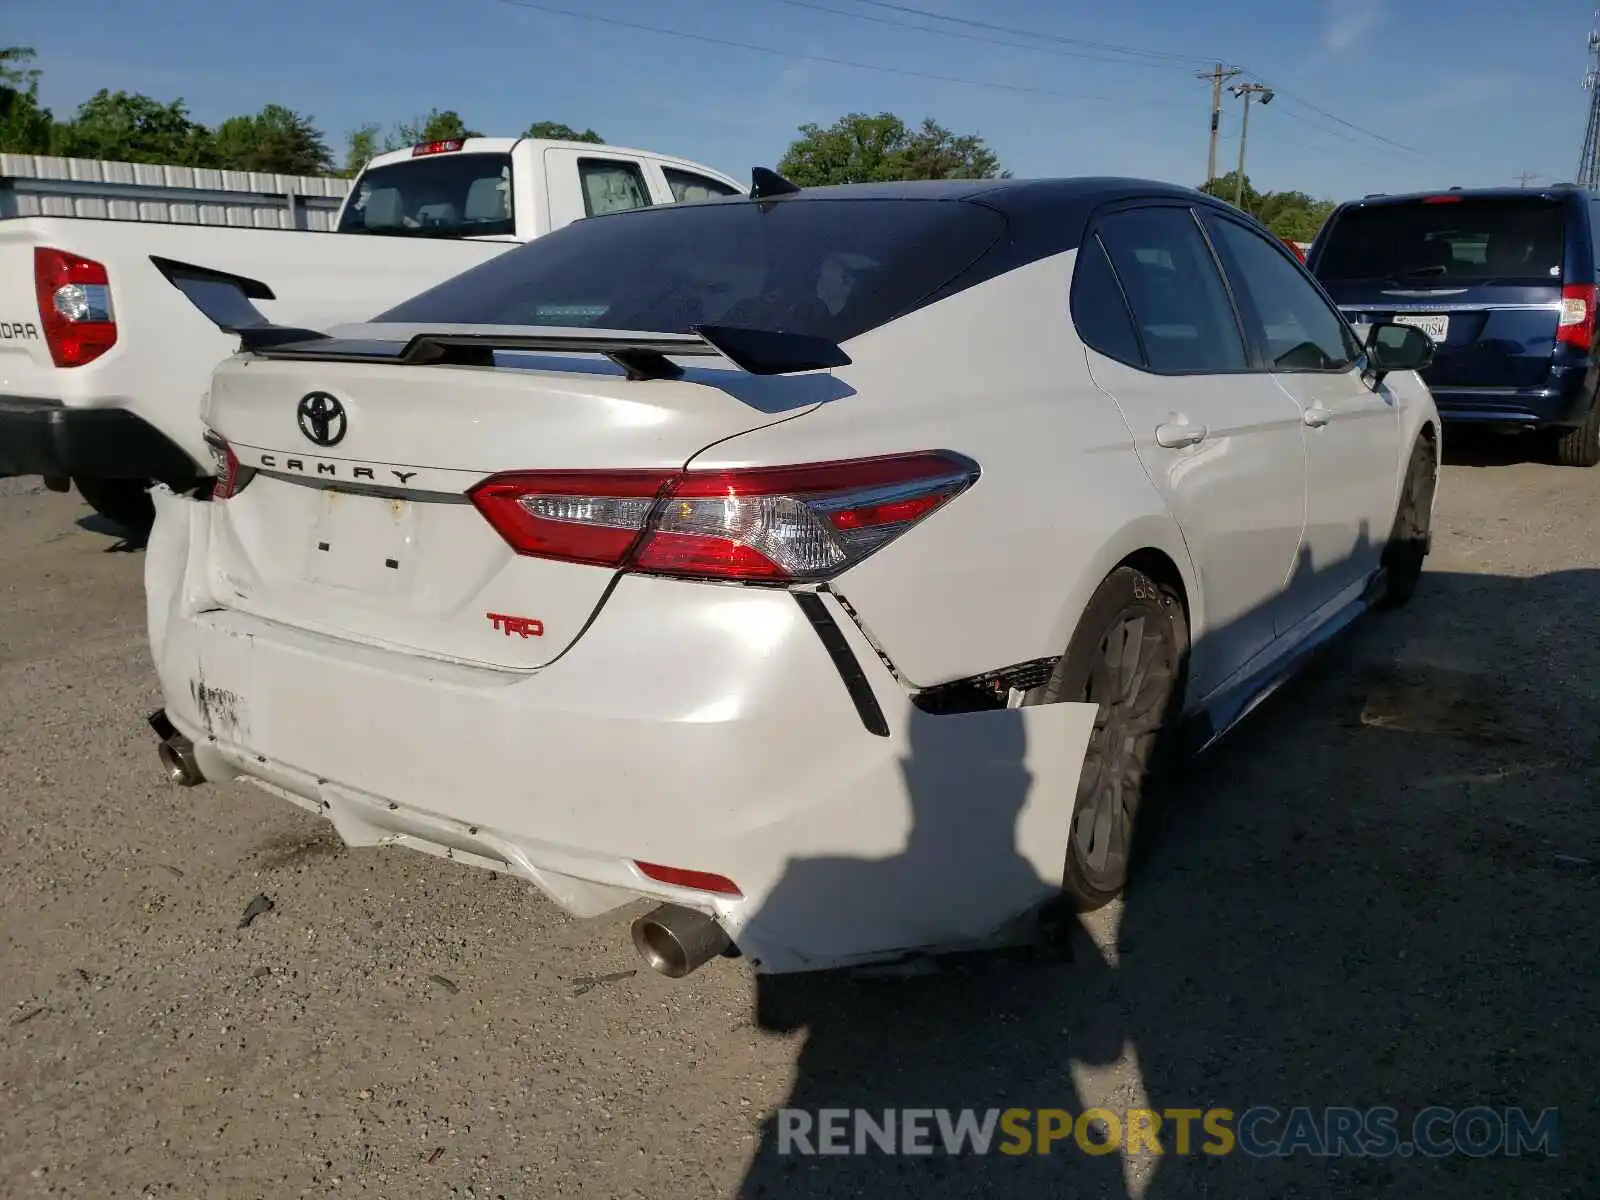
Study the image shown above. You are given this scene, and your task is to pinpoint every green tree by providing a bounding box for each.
[0,46,54,154]
[777,111,1007,187]
[212,104,332,175]
[388,109,481,149]
[524,120,603,143]
[1199,170,1259,211]
[1198,171,1334,242]
[51,89,216,165]
[342,122,381,177]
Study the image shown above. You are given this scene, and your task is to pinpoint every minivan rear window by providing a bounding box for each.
[1317,198,1566,284]
[376,197,1007,344]
[339,152,515,238]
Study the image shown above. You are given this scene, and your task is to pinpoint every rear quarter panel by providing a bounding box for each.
[685,251,1198,689]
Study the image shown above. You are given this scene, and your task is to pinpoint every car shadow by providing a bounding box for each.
[1440,427,1546,468]
[734,562,1597,1198]
[72,514,148,551]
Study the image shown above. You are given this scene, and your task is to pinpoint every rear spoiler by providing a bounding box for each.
[150,255,851,380]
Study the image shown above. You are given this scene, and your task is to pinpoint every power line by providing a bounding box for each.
[767,0,1205,71]
[491,0,1197,109]
[829,3,1455,169]
[1243,72,1438,161]
[841,0,1208,65]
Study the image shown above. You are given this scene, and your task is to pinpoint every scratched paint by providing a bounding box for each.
[190,675,245,740]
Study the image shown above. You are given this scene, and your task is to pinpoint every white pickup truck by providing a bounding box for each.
[0,137,744,531]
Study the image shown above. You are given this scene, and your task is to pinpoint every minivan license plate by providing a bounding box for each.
[1392,313,1449,343]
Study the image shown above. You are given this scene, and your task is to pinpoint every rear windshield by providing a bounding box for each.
[339,152,515,238]
[1316,198,1566,284]
[375,197,1007,344]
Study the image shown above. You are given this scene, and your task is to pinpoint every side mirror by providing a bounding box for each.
[1364,322,1435,384]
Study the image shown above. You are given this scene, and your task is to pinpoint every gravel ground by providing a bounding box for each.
[1,450,1595,1199]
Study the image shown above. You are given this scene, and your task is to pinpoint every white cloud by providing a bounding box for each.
[1322,0,1384,53]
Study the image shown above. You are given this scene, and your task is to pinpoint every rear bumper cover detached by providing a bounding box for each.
[144,488,1096,975]
[0,395,201,482]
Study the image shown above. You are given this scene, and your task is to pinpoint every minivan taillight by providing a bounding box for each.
[1558,283,1596,354]
[468,452,979,583]
[34,247,117,368]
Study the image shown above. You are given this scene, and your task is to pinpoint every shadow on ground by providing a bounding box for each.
[737,567,1598,1199]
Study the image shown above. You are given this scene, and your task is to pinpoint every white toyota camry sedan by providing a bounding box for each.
[145,173,1440,978]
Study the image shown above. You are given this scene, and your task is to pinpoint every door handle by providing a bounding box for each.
[1303,403,1332,428]
[1155,419,1207,449]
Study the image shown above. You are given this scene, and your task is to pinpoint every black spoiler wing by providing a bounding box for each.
[150,255,851,380]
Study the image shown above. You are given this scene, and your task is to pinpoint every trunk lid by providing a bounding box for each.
[1312,194,1571,390]
[204,346,831,670]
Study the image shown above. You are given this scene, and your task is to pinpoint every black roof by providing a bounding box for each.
[746,175,1210,212]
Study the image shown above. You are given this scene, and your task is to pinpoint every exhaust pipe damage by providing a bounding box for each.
[631,904,731,978]
[148,709,205,787]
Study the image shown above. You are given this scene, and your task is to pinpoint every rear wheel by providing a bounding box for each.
[1038,565,1188,911]
[73,476,154,538]
[1552,404,1600,468]
[1377,435,1437,610]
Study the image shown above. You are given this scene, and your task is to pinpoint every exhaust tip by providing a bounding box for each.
[157,735,205,787]
[631,904,731,979]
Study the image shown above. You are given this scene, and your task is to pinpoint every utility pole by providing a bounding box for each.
[1515,169,1540,187]
[1228,82,1274,208]
[1198,63,1242,185]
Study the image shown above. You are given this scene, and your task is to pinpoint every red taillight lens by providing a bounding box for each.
[34,247,116,368]
[1422,195,1463,204]
[468,469,676,565]
[411,139,464,156]
[204,428,253,498]
[634,861,742,896]
[468,452,978,583]
[1558,283,1596,353]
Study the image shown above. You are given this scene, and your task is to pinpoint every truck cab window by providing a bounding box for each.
[579,160,653,217]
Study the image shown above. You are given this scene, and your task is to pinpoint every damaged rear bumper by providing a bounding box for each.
[144,487,1096,974]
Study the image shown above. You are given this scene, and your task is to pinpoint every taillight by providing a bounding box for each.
[469,451,978,583]
[34,247,116,368]
[203,428,254,498]
[1558,283,1596,354]
[411,139,464,156]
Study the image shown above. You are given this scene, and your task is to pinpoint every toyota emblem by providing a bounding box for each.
[297,391,347,447]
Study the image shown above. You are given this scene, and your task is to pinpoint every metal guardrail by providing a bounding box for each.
[0,154,351,231]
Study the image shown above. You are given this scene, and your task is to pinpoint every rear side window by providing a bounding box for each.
[663,167,741,203]
[1069,235,1144,367]
[579,159,652,217]
[377,198,1007,345]
[339,153,514,238]
[1204,214,1360,371]
[1094,207,1248,373]
[1316,198,1566,283]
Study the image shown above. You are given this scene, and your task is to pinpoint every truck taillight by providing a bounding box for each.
[411,139,464,156]
[1558,283,1596,354]
[34,247,117,368]
[468,452,979,583]
[203,428,254,498]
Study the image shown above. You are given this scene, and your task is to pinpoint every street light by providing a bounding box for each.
[1228,83,1274,208]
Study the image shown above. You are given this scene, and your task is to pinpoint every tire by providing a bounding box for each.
[1377,435,1437,611]
[1552,403,1600,468]
[73,476,155,538]
[1037,565,1188,911]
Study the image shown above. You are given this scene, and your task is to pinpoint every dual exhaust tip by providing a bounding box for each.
[148,710,205,788]
[148,710,728,977]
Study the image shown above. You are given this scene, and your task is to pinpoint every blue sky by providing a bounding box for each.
[8,0,1596,200]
